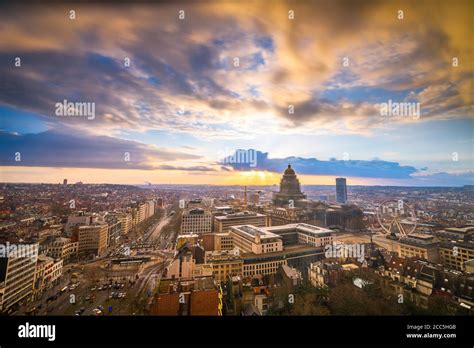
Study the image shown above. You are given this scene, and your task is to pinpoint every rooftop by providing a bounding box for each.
[231,225,280,240]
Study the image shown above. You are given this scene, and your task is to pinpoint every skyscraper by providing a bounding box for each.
[336,178,347,204]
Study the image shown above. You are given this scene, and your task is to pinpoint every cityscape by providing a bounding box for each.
[0,166,473,316]
[0,0,473,335]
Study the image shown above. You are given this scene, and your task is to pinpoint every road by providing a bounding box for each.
[147,214,173,242]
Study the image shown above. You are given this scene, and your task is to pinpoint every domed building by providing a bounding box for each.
[273,164,306,206]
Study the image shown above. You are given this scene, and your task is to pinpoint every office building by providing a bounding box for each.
[398,233,439,262]
[0,243,39,312]
[336,178,347,204]
[78,223,108,257]
[46,237,78,263]
[214,211,266,233]
[181,209,212,235]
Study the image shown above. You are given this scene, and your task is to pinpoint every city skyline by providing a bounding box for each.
[0,1,473,186]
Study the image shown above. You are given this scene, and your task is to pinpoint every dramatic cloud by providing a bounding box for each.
[0,0,472,139]
[220,150,418,179]
[0,1,472,185]
[0,130,201,170]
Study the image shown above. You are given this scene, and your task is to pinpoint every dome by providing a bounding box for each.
[284,164,295,175]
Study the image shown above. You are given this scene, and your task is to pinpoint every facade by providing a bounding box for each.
[230,225,283,254]
[336,177,348,204]
[65,215,91,234]
[151,276,220,316]
[46,237,78,263]
[214,211,266,233]
[266,207,309,226]
[398,233,440,262]
[308,261,344,287]
[106,219,122,248]
[205,250,243,283]
[439,241,474,271]
[118,213,133,235]
[264,223,334,248]
[214,232,234,251]
[78,223,108,257]
[273,165,306,206]
[181,209,212,234]
[33,255,63,299]
[0,243,39,312]
[436,226,474,271]
[138,203,149,223]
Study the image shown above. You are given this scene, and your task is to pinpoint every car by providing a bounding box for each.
[109,292,115,299]
[97,305,104,311]
[97,286,103,291]
[90,287,96,291]
[120,284,125,288]
[79,307,85,313]
[85,296,91,302]
[92,308,103,316]
[74,311,81,316]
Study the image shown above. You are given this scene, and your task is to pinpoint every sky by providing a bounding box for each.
[0,0,473,186]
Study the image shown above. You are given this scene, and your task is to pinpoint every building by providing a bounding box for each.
[214,211,266,233]
[63,178,67,186]
[181,208,212,235]
[106,219,122,248]
[398,233,440,262]
[138,202,149,223]
[78,223,108,257]
[151,276,220,316]
[33,255,63,299]
[46,237,78,263]
[336,177,347,204]
[230,225,283,254]
[176,234,200,249]
[273,164,306,206]
[439,241,474,271]
[264,223,334,248]
[205,250,243,283]
[118,213,133,235]
[266,207,310,226]
[436,226,474,270]
[65,214,91,234]
[308,261,344,288]
[0,243,39,312]
[214,232,234,251]
[464,259,474,273]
